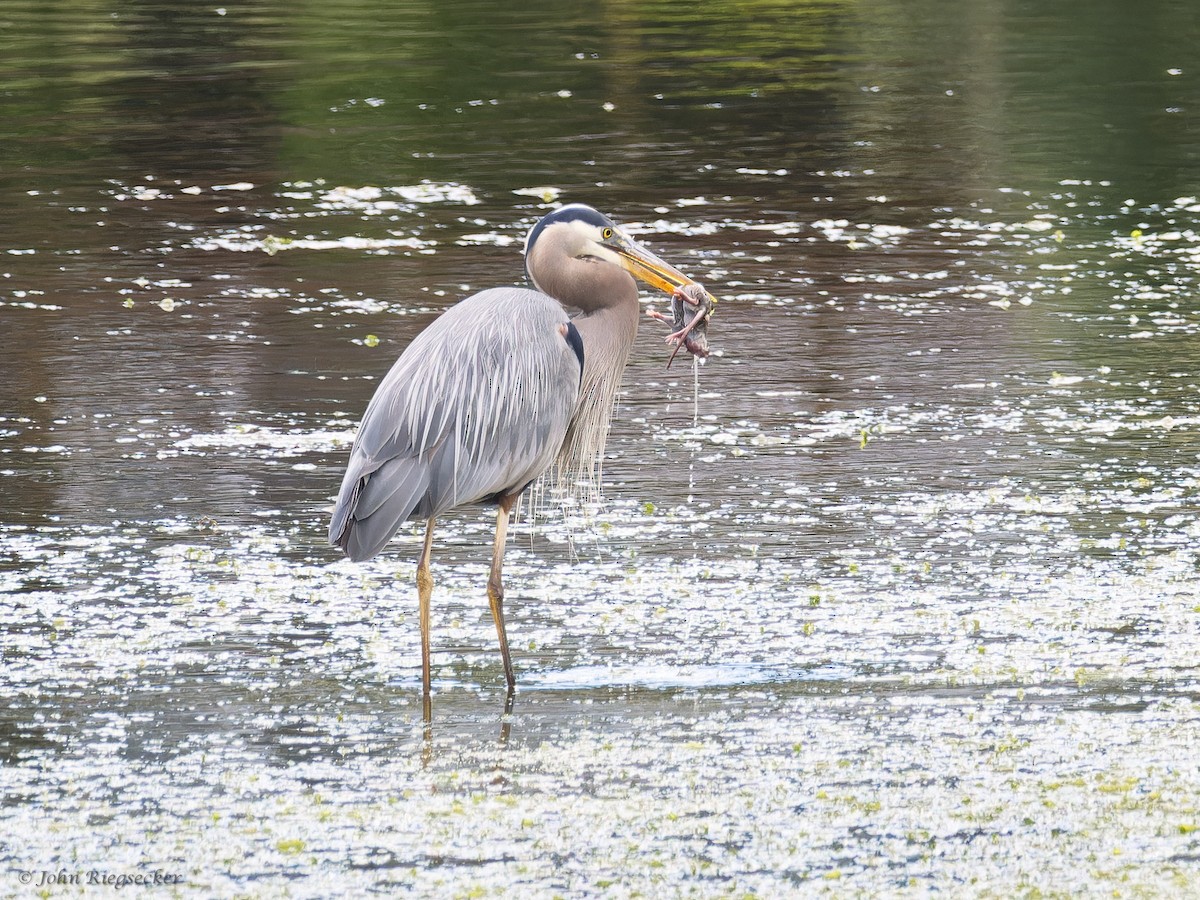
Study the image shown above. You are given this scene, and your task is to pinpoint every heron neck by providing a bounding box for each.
[553,291,640,499]
[571,291,640,384]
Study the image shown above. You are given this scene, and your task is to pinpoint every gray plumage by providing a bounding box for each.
[329,288,582,561]
[327,203,706,718]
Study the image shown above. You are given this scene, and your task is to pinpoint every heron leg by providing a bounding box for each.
[417,517,436,723]
[487,498,517,693]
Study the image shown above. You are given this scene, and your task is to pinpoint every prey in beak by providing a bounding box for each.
[647,282,716,368]
[608,230,717,367]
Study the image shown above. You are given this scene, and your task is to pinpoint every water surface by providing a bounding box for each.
[2,0,1200,895]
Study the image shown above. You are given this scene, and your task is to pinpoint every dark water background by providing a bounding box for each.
[3,1,1200,895]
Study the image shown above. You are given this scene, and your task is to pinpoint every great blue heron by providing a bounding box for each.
[329,204,712,716]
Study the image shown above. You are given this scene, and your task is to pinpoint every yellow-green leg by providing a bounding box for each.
[417,517,436,723]
[487,499,517,692]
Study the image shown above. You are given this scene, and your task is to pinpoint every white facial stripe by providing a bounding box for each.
[568,219,621,264]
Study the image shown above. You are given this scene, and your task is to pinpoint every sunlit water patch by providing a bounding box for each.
[3,495,1199,895]
[5,20,1200,889]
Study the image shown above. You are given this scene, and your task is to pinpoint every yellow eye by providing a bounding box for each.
[601,227,613,240]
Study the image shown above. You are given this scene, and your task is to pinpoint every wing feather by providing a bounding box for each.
[329,287,581,561]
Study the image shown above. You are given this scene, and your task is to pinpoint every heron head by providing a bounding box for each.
[524,204,717,312]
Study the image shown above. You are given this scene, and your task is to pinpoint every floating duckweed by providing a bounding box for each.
[6,137,1200,900]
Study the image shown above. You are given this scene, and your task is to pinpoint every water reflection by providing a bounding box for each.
[3,0,1200,894]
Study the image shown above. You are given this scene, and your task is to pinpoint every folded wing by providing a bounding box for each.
[330,287,583,562]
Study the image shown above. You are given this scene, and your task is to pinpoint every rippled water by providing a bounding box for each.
[3,0,1200,896]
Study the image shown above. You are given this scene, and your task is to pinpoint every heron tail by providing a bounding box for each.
[328,455,433,562]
